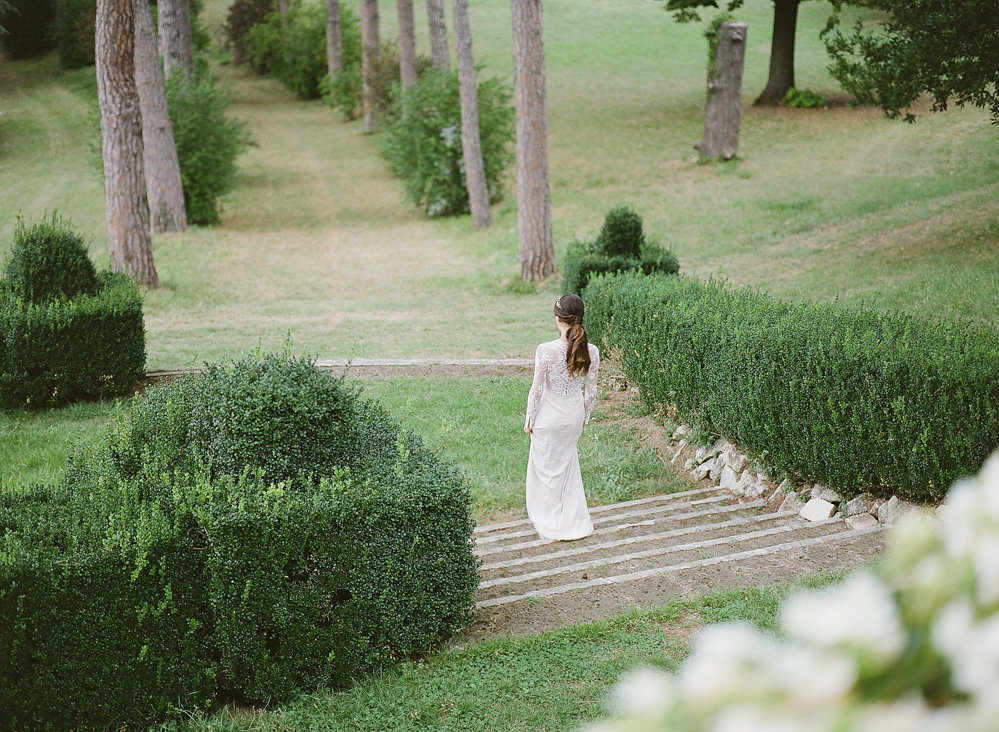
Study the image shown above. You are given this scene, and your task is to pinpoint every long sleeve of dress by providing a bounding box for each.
[584,346,600,424]
[525,345,547,426]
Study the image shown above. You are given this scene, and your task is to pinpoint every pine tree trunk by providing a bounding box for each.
[158,0,194,79]
[360,0,380,131]
[426,0,449,72]
[326,0,343,79]
[453,0,490,227]
[397,0,418,92]
[698,22,747,161]
[754,0,798,105]
[97,0,159,288]
[512,0,553,281]
[135,0,186,233]
[278,0,291,18]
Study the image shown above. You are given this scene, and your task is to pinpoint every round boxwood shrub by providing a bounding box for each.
[561,207,679,295]
[0,353,479,726]
[3,214,98,304]
[599,206,644,258]
[0,216,144,409]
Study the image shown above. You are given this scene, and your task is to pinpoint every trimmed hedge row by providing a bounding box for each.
[0,271,145,408]
[585,272,999,502]
[0,354,479,728]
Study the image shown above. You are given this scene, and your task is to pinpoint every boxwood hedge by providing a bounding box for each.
[585,272,999,502]
[0,354,479,728]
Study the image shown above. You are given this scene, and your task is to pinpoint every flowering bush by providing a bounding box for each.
[592,451,999,731]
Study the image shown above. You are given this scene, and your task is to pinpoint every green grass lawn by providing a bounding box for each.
[1,1,995,372]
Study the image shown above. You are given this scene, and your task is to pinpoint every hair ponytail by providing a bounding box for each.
[555,294,591,377]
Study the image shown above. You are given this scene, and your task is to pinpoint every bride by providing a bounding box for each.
[523,294,600,541]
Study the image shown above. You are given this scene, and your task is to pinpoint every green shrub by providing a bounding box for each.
[325,32,416,123]
[784,87,828,109]
[165,73,252,225]
[51,0,95,69]
[561,208,679,294]
[246,1,342,100]
[223,0,273,65]
[0,0,55,59]
[3,213,97,303]
[382,70,514,217]
[1,353,479,726]
[585,272,999,503]
[0,270,145,409]
[599,206,645,258]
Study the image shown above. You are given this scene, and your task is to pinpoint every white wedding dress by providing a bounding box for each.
[525,339,600,541]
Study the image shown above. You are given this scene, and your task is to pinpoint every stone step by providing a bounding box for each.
[478,510,801,576]
[475,500,767,561]
[475,524,883,609]
[473,485,727,536]
[475,518,842,601]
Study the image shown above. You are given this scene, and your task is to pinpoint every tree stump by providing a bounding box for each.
[698,22,747,162]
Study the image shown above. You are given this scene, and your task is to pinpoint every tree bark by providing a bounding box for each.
[426,0,449,72]
[326,0,343,79]
[453,0,490,227]
[699,22,747,161]
[158,0,195,80]
[97,0,159,287]
[397,0,418,92]
[511,0,553,281]
[278,0,291,19]
[360,0,380,131]
[135,0,186,233]
[754,0,798,105]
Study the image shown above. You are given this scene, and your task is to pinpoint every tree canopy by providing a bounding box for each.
[824,0,999,123]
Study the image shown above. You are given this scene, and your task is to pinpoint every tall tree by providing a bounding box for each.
[426,0,450,72]
[135,0,186,233]
[158,0,195,79]
[511,0,554,280]
[326,0,343,80]
[278,0,291,18]
[96,0,159,287]
[397,0,418,92]
[666,0,807,105]
[825,0,999,123]
[452,0,490,227]
[360,0,380,131]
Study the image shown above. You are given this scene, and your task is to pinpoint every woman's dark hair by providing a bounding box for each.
[555,294,590,377]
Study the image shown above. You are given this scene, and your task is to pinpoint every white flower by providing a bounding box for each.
[714,703,837,732]
[608,667,674,716]
[781,571,906,667]
[777,646,857,704]
[680,623,782,704]
[932,599,999,697]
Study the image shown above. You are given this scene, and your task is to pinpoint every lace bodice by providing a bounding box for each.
[525,339,600,426]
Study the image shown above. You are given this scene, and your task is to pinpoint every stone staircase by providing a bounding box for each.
[471,486,884,614]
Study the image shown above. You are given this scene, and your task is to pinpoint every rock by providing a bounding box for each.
[724,450,748,474]
[811,484,843,504]
[846,513,879,530]
[799,498,836,522]
[734,470,764,498]
[693,445,718,466]
[877,496,917,526]
[719,465,739,491]
[844,493,872,517]
[709,460,724,483]
[692,457,716,482]
[670,439,688,465]
[713,438,735,455]
[609,375,627,391]
[780,491,805,513]
[672,425,690,441]
[765,479,789,512]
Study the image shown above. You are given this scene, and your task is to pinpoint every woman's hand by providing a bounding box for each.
[524,420,532,434]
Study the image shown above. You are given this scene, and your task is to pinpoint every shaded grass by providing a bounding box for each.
[177,574,844,731]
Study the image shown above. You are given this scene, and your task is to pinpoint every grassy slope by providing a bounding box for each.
[1,1,995,372]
